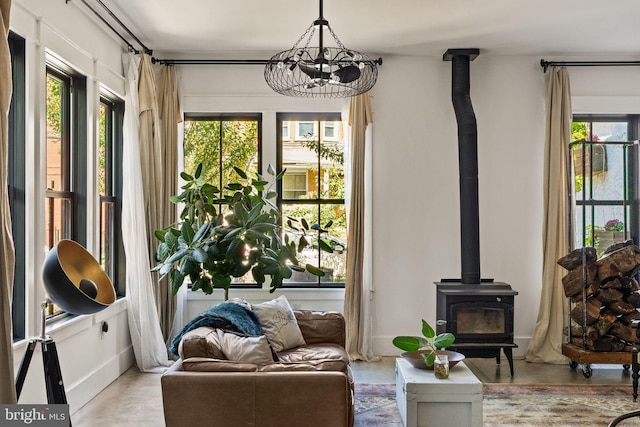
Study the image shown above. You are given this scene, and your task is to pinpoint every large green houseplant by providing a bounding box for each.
[152,163,329,300]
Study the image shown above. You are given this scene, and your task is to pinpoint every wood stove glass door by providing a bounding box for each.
[451,302,509,337]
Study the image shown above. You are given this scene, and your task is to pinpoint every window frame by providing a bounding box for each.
[569,114,639,252]
[44,61,88,318]
[276,112,346,289]
[9,31,26,341]
[98,94,125,296]
[182,112,263,288]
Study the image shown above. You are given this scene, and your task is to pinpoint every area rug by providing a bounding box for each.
[354,383,640,426]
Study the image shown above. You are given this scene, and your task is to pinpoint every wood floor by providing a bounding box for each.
[71,357,637,426]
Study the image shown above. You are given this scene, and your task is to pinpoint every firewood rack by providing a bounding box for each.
[561,245,637,378]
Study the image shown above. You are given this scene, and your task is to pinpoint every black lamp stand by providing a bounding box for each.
[15,299,68,405]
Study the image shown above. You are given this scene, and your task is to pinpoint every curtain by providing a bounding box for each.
[156,65,181,342]
[344,93,377,361]
[122,53,171,372]
[0,0,16,404]
[526,67,572,364]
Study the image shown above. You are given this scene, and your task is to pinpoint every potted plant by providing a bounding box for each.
[392,319,456,368]
[152,163,329,300]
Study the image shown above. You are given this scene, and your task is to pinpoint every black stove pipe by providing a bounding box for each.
[443,48,480,285]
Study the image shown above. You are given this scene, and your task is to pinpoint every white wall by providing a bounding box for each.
[10,0,134,413]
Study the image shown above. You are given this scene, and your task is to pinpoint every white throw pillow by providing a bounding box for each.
[252,295,305,352]
[218,330,274,364]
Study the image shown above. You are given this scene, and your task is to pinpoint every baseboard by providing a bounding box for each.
[67,346,135,414]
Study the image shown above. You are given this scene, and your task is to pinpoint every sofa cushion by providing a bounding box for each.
[252,295,305,352]
[277,343,350,367]
[178,326,225,360]
[218,331,274,364]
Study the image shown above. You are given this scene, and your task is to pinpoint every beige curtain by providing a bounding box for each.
[157,65,181,341]
[344,93,377,361]
[0,0,15,404]
[526,67,572,364]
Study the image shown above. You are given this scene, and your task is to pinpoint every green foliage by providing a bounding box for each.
[392,319,455,367]
[153,163,327,298]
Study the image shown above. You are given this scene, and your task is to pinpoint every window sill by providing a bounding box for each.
[12,297,128,352]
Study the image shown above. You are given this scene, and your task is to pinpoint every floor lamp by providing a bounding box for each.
[15,239,116,405]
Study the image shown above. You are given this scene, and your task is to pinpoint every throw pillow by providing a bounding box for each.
[252,295,305,352]
[218,330,274,364]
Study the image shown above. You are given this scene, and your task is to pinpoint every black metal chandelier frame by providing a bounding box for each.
[264,0,382,98]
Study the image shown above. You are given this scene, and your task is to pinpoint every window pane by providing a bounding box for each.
[183,118,259,191]
[282,203,347,284]
[100,200,116,279]
[297,122,315,139]
[98,103,107,196]
[282,127,319,200]
[45,196,73,250]
[571,117,635,255]
[46,75,65,191]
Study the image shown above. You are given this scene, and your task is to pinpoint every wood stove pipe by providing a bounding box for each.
[443,48,480,284]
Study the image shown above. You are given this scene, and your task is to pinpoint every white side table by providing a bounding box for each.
[395,357,483,427]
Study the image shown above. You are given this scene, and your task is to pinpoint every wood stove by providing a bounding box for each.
[435,279,518,376]
[436,48,519,376]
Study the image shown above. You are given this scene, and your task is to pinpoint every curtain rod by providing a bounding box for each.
[151,58,270,65]
[151,57,384,66]
[540,59,640,73]
[67,0,153,55]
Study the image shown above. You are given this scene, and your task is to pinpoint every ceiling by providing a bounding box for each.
[98,0,640,58]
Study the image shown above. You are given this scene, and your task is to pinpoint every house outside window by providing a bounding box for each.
[570,115,638,256]
[183,113,262,285]
[277,113,347,288]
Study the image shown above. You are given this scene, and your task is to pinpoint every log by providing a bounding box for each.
[571,298,602,326]
[591,336,614,352]
[596,246,640,281]
[557,247,597,271]
[620,310,640,325]
[602,240,636,256]
[609,300,637,315]
[562,262,599,298]
[625,293,640,308]
[609,323,636,343]
[610,339,627,352]
[596,288,624,304]
[601,278,623,290]
[586,318,614,341]
[620,276,640,293]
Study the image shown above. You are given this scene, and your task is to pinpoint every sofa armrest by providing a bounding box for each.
[294,310,346,348]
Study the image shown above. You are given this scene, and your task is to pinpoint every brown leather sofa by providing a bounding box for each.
[161,310,354,427]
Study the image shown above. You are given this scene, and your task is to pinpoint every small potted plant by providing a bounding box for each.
[392,319,457,372]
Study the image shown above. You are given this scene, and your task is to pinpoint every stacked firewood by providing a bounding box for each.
[559,241,640,352]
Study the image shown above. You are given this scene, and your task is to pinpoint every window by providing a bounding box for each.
[277,113,347,287]
[183,113,262,285]
[570,115,638,255]
[45,62,88,317]
[9,31,26,341]
[98,96,125,290]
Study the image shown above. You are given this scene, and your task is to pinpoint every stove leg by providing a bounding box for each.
[503,347,515,376]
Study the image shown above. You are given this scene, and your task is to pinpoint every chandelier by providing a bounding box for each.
[264,0,381,98]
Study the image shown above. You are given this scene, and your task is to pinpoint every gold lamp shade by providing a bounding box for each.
[42,239,116,315]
